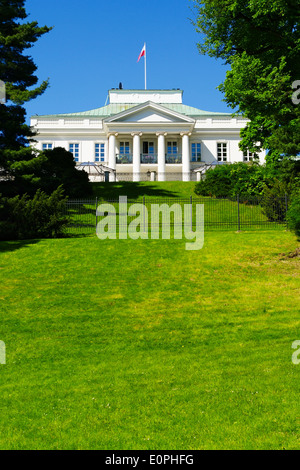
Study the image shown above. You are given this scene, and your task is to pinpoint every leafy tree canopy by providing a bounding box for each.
[193,0,300,159]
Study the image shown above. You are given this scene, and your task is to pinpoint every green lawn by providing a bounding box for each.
[92,181,199,200]
[0,228,299,450]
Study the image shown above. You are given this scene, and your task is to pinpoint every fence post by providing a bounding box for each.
[190,195,193,231]
[237,194,241,231]
[95,197,98,231]
[143,196,146,233]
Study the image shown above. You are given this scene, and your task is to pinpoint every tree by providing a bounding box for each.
[32,147,93,198]
[2,147,93,197]
[287,191,300,238]
[0,186,69,240]
[193,0,300,159]
[0,0,52,185]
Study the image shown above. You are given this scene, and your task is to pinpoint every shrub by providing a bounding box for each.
[7,147,93,198]
[287,191,300,237]
[260,180,288,222]
[194,162,269,198]
[37,147,93,198]
[194,165,233,197]
[265,158,300,193]
[0,186,69,240]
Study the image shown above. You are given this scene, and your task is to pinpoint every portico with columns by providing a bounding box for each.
[106,129,194,182]
[30,88,266,181]
[102,94,196,181]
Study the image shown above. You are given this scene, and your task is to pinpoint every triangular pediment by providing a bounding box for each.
[118,108,181,123]
[104,101,195,124]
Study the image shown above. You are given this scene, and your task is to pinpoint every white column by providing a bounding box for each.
[157,132,167,182]
[108,133,118,182]
[108,134,117,169]
[181,132,191,182]
[132,133,142,182]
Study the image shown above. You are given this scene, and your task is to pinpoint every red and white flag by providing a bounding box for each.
[137,44,146,62]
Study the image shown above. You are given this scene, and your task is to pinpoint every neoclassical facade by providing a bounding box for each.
[30,89,265,181]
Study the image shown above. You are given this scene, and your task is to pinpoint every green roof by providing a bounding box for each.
[35,103,232,119]
[164,104,231,117]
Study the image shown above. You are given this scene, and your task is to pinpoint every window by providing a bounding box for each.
[217,143,227,162]
[191,143,201,162]
[165,141,180,163]
[143,141,155,155]
[243,150,255,162]
[142,142,156,163]
[120,141,130,156]
[95,143,105,162]
[167,141,178,156]
[69,143,79,162]
[118,142,132,164]
[42,143,53,150]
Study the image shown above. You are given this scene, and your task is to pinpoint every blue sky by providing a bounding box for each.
[24,0,231,122]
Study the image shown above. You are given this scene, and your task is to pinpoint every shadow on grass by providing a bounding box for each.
[66,205,96,216]
[65,232,95,239]
[0,239,41,254]
[92,182,186,200]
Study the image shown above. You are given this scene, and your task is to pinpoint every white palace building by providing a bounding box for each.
[30,88,266,182]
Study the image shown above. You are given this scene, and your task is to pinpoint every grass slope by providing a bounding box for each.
[0,231,299,450]
[92,181,198,200]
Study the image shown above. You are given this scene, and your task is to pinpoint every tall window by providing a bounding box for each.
[42,143,53,150]
[167,141,178,156]
[243,150,255,162]
[95,143,105,162]
[217,143,227,162]
[120,141,130,156]
[165,141,180,163]
[191,143,201,162]
[118,141,132,164]
[141,141,156,163]
[69,143,79,162]
[143,141,155,155]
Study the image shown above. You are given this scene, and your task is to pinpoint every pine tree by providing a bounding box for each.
[0,0,52,192]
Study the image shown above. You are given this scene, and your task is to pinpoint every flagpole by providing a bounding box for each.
[144,43,147,90]
[137,43,147,89]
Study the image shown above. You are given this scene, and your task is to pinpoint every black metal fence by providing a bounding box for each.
[64,199,98,234]
[63,195,289,235]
